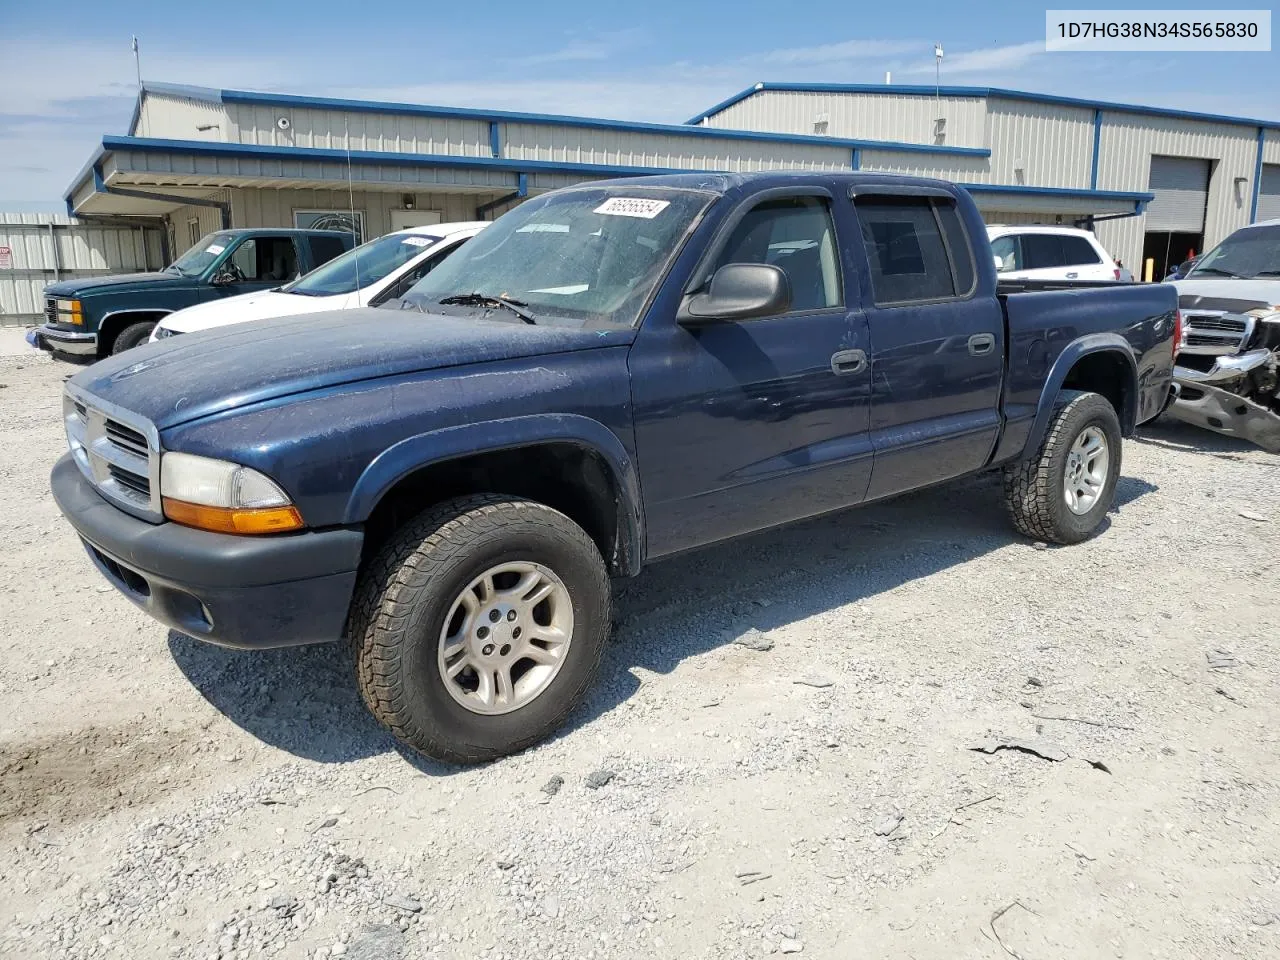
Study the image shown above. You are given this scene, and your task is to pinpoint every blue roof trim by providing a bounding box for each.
[205,87,987,157]
[140,81,225,103]
[1090,109,1102,190]
[101,134,712,178]
[689,81,1280,132]
[87,135,1150,209]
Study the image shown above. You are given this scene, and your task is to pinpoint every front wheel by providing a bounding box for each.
[109,321,156,355]
[1003,390,1122,544]
[348,495,611,764]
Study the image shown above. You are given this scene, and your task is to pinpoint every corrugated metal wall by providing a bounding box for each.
[1094,114,1257,269]
[168,200,227,257]
[227,103,492,157]
[699,89,989,148]
[228,188,484,242]
[0,214,164,325]
[136,93,230,141]
[502,123,850,172]
[857,149,989,182]
[986,97,1094,189]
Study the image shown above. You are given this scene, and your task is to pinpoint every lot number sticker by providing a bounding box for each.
[594,198,670,219]
[401,236,432,247]
[206,244,226,255]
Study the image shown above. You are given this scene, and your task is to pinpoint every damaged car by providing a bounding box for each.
[1169,219,1280,452]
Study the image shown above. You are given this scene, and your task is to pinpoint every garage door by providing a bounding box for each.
[1257,164,1280,222]
[1145,156,1210,231]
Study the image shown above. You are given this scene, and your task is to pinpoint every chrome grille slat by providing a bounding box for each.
[63,386,163,523]
[1180,311,1254,357]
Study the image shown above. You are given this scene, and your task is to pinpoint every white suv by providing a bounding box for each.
[987,225,1126,282]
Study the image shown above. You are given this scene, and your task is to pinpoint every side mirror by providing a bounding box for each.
[210,269,235,286]
[1179,258,1198,275]
[679,263,791,325]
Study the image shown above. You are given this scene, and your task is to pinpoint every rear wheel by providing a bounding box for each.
[109,321,156,355]
[1003,390,1122,544]
[348,494,611,764]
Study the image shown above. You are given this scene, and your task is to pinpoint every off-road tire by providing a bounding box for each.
[1002,390,1122,545]
[109,322,156,355]
[348,494,611,764]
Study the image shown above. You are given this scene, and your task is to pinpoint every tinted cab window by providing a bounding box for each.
[1023,233,1101,269]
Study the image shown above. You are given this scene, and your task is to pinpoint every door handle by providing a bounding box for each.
[1066,271,1079,279]
[830,349,867,376]
[968,333,996,357]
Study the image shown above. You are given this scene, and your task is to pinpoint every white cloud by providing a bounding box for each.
[756,39,920,66]
[900,40,1046,77]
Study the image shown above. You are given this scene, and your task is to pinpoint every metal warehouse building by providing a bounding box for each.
[55,79,1280,283]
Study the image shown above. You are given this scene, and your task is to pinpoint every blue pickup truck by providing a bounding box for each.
[50,172,1177,763]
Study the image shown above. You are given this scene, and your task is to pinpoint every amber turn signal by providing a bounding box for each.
[162,497,305,534]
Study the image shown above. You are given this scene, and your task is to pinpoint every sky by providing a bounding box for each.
[2,0,1278,211]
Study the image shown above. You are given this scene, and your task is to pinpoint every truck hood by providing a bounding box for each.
[1174,276,1280,311]
[162,289,337,333]
[70,307,636,430]
[46,271,189,298]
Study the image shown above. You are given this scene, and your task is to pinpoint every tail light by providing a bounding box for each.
[1113,266,1121,280]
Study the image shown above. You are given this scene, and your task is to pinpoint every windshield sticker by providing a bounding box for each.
[593,198,670,219]
[400,236,433,247]
[206,244,225,255]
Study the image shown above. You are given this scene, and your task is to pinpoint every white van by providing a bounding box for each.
[987,225,1126,282]
[151,221,487,340]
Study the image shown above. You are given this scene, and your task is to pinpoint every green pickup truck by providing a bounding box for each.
[33,227,354,359]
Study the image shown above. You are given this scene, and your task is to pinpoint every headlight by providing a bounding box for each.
[56,299,83,325]
[160,452,304,534]
[150,325,177,341]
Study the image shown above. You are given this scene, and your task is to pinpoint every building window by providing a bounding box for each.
[187,218,200,249]
[294,209,365,244]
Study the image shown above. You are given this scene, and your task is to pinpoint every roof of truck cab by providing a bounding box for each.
[209,227,353,237]
[391,221,488,238]
[568,171,960,195]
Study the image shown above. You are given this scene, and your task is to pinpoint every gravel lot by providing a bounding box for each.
[1,325,1278,960]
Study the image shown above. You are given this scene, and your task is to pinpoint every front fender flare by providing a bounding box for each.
[1023,334,1138,455]
[344,414,645,574]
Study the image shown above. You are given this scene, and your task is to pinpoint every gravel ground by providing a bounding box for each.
[1,325,1278,960]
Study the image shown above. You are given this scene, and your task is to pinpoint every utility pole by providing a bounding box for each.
[132,36,142,91]
[934,43,944,113]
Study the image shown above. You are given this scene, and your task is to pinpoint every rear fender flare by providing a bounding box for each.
[1023,334,1138,454]
[344,414,645,574]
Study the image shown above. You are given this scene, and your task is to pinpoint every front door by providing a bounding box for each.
[851,193,1004,501]
[629,191,874,558]
[208,235,301,299]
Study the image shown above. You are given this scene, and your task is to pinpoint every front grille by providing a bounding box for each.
[45,299,57,324]
[107,464,151,499]
[105,419,148,458]
[1181,311,1253,357]
[64,387,162,523]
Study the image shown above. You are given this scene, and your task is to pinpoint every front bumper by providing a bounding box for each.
[51,454,364,648]
[1168,368,1280,453]
[36,323,98,356]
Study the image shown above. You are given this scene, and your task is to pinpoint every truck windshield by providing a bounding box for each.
[167,232,236,278]
[1190,224,1280,279]
[404,186,713,327]
[284,232,442,297]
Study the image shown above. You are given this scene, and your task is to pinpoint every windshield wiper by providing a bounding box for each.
[1192,266,1246,278]
[438,292,537,325]
[1250,270,1280,277]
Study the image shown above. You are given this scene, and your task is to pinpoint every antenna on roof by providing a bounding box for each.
[132,36,142,92]
[933,42,944,114]
[345,115,362,306]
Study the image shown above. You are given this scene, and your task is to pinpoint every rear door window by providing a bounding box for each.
[855,196,974,304]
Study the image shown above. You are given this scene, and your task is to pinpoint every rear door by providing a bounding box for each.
[853,192,1005,500]
[628,189,874,557]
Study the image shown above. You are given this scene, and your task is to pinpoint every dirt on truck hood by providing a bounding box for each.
[69,307,635,430]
